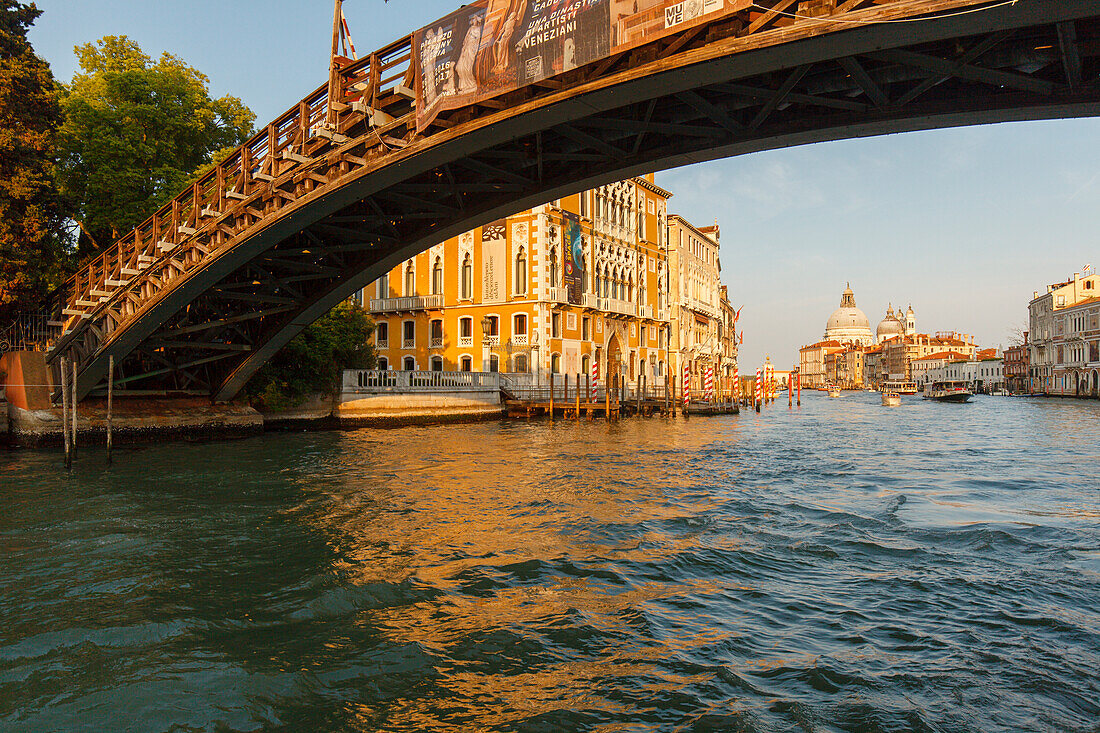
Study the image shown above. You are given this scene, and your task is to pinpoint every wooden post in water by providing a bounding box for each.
[71,359,78,460]
[61,357,71,469]
[107,355,114,465]
[788,376,793,408]
[605,370,611,421]
[575,373,581,419]
[549,371,555,423]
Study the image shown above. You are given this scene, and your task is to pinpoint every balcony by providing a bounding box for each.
[376,339,389,350]
[545,286,568,304]
[430,336,443,348]
[607,298,635,317]
[512,334,529,346]
[637,304,653,319]
[583,293,601,309]
[402,338,415,349]
[484,335,500,346]
[370,294,444,312]
[459,336,473,348]
[657,308,669,321]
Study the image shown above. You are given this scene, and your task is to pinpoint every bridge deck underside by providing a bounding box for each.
[47,0,1100,402]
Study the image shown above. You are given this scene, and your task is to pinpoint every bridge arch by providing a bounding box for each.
[42,0,1100,401]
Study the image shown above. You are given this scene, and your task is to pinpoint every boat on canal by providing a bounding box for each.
[882,391,901,406]
[883,380,918,395]
[924,380,972,403]
[827,385,842,398]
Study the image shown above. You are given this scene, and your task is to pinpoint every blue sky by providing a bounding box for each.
[31,0,1100,370]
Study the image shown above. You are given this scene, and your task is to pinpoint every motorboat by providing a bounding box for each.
[923,380,972,403]
[827,385,841,398]
[883,380,918,395]
[882,391,901,406]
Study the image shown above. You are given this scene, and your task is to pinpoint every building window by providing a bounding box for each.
[552,312,561,338]
[582,317,590,341]
[489,354,500,372]
[550,250,559,287]
[515,247,527,295]
[514,354,529,373]
[513,313,527,336]
[460,355,472,372]
[461,254,472,299]
[485,315,499,337]
[430,319,443,347]
[402,320,415,348]
[376,322,388,347]
[377,273,389,299]
[551,353,561,374]
[405,263,415,295]
[431,355,443,371]
[431,257,443,295]
[378,357,388,371]
[582,354,590,374]
[460,317,472,340]
[403,356,415,371]
[641,325,647,343]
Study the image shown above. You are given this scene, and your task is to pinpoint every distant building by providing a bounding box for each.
[1028,268,1099,396]
[910,350,973,389]
[824,284,876,347]
[799,339,844,388]
[924,352,1004,393]
[883,332,977,382]
[668,216,728,388]
[1004,335,1030,393]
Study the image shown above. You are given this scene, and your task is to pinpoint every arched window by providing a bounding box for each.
[489,355,499,373]
[514,354,528,373]
[404,263,415,295]
[460,355,472,372]
[431,257,443,295]
[549,250,558,287]
[581,255,588,293]
[377,273,389,299]
[581,354,590,374]
[515,247,527,295]
[513,313,527,336]
[403,356,415,371]
[461,254,472,299]
[551,353,561,374]
[378,357,389,371]
[430,356,443,372]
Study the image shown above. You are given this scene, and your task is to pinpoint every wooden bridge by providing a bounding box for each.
[34,0,1100,402]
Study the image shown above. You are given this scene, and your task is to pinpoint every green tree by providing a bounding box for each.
[247,301,377,410]
[57,36,255,252]
[0,0,68,319]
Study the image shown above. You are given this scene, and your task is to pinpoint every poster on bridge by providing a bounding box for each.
[562,211,583,305]
[414,0,749,131]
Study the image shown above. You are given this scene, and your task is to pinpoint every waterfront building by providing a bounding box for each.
[799,339,844,388]
[910,350,972,389]
[1004,335,1030,393]
[924,352,1004,392]
[882,332,977,382]
[365,176,673,384]
[668,216,732,389]
[863,344,883,388]
[823,284,876,347]
[718,285,740,382]
[1028,268,1100,396]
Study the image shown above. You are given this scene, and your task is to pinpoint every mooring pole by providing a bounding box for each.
[605,370,611,421]
[71,359,78,460]
[575,372,580,419]
[61,357,71,469]
[107,355,114,465]
[549,370,555,423]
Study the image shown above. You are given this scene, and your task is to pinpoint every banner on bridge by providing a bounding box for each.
[414,0,750,131]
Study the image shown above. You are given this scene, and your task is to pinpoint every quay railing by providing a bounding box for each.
[343,369,500,393]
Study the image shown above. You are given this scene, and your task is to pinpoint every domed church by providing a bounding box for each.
[823,284,876,346]
[877,303,916,342]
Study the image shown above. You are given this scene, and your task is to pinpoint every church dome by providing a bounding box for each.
[877,303,904,341]
[824,284,875,346]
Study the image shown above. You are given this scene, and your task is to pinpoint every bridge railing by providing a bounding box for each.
[343,369,501,394]
[44,30,419,350]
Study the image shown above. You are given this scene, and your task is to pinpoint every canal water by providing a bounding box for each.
[2,393,1098,732]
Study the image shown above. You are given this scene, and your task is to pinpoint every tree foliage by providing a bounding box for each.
[247,302,376,410]
[0,0,68,319]
[57,36,255,252]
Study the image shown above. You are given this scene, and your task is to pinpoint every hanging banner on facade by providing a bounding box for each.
[562,211,583,305]
[481,219,508,303]
[414,0,750,131]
